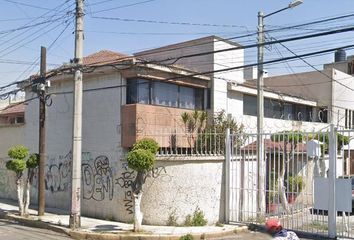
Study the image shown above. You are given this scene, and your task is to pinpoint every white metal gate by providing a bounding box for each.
[225,125,354,239]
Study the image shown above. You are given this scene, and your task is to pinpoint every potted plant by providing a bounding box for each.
[268,190,278,213]
[267,173,279,213]
[287,175,305,204]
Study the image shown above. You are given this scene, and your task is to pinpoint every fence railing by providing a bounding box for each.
[141,129,226,157]
[226,125,354,238]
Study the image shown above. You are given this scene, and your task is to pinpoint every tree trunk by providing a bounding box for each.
[278,166,290,214]
[24,179,30,216]
[132,171,145,232]
[133,192,143,232]
[16,178,24,216]
[279,143,290,214]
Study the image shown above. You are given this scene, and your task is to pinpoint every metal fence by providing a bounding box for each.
[226,125,354,239]
[142,129,226,157]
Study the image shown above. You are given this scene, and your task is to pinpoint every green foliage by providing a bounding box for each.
[268,172,279,203]
[180,110,207,133]
[26,154,39,169]
[184,208,207,226]
[288,175,305,193]
[179,234,194,240]
[167,211,179,226]
[8,145,29,160]
[314,133,349,153]
[215,222,224,227]
[270,131,304,143]
[127,149,155,172]
[211,110,243,134]
[132,138,159,155]
[6,159,26,174]
[195,110,244,152]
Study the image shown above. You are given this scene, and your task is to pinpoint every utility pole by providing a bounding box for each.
[38,46,47,216]
[256,11,265,216]
[256,0,303,217]
[69,0,84,229]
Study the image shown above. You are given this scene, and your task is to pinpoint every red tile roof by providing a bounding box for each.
[0,103,25,115]
[241,139,306,153]
[83,50,130,66]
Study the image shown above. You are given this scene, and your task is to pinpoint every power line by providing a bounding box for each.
[92,16,252,29]
[85,25,354,67]
[86,30,239,36]
[2,0,53,11]
[86,0,122,7]
[91,0,157,14]
[274,39,354,92]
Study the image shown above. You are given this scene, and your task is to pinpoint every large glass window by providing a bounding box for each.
[126,78,207,110]
[127,79,150,104]
[243,94,324,123]
[152,82,178,107]
[179,86,195,109]
[243,95,257,116]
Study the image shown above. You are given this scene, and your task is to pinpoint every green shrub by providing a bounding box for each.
[8,145,29,160]
[215,222,224,227]
[132,138,159,155]
[288,175,305,193]
[167,211,179,226]
[184,214,193,226]
[179,234,194,240]
[26,154,39,169]
[6,159,26,174]
[184,208,207,226]
[127,149,155,171]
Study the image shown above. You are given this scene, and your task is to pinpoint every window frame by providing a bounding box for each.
[126,78,207,110]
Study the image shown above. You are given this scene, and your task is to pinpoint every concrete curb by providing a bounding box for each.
[0,211,249,240]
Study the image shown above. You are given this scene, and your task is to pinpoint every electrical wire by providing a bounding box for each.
[90,0,157,14]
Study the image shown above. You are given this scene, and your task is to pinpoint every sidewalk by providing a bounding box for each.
[0,198,248,240]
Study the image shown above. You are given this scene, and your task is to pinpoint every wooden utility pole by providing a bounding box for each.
[38,46,46,216]
[69,0,84,229]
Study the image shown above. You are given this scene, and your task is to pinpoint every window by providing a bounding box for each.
[265,98,282,119]
[345,109,354,129]
[243,95,257,116]
[152,82,178,107]
[243,94,322,123]
[127,79,150,104]
[9,116,24,124]
[126,78,206,110]
[179,86,195,109]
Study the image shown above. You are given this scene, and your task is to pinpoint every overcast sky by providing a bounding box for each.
[0,0,353,85]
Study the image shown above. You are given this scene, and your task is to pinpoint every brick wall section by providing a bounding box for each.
[121,104,193,148]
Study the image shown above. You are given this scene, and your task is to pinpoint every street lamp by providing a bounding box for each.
[256,0,303,216]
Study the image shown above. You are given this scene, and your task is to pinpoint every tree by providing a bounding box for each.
[203,110,244,153]
[127,138,159,232]
[271,132,304,214]
[181,110,244,154]
[6,145,39,216]
[181,110,207,152]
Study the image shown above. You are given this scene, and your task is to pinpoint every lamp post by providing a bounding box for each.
[256,0,303,216]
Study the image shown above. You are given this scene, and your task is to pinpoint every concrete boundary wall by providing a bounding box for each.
[0,157,226,226]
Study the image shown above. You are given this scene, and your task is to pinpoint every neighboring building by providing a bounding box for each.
[0,101,26,200]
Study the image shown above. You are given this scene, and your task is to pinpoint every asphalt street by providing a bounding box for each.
[0,219,71,240]
[0,218,319,240]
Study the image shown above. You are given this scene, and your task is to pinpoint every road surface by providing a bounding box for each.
[0,219,71,240]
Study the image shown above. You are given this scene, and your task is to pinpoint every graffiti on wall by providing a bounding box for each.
[82,155,114,201]
[45,152,72,193]
[116,166,135,214]
[115,164,170,214]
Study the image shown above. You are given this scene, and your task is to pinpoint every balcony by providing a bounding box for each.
[121,104,225,157]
